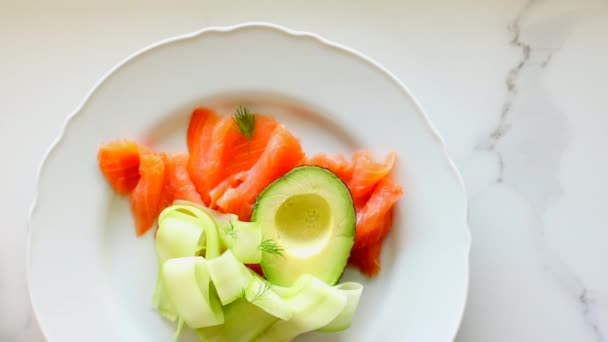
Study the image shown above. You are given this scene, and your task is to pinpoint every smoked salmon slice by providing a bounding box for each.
[130,153,165,236]
[307,150,396,207]
[353,177,402,249]
[160,153,203,210]
[187,107,221,205]
[222,115,279,177]
[203,115,278,201]
[214,125,305,220]
[187,107,279,205]
[209,171,246,209]
[187,107,216,153]
[348,208,393,277]
[348,241,382,277]
[307,151,402,276]
[348,151,396,206]
[306,153,354,183]
[98,139,142,195]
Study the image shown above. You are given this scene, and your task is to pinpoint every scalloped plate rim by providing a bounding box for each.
[26,22,471,341]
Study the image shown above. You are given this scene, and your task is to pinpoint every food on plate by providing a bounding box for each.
[97,106,403,340]
[130,153,165,236]
[187,107,282,208]
[252,165,355,287]
[212,124,304,221]
[306,153,403,276]
[160,153,204,207]
[154,203,363,341]
[98,139,142,195]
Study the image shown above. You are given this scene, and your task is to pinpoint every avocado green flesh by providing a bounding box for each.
[252,166,356,287]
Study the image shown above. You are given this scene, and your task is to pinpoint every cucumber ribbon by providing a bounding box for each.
[152,203,363,341]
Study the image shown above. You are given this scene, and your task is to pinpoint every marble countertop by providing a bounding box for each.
[2,0,607,341]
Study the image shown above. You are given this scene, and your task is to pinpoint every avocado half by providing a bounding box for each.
[251,166,356,287]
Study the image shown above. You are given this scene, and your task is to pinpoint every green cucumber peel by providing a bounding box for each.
[255,275,347,341]
[317,282,363,332]
[207,250,254,305]
[218,220,263,264]
[197,299,279,342]
[157,203,221,259]
[161,257,224,332]
[152,203,364,340]
[242,276,293,321]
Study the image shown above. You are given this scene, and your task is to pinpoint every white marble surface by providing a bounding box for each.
[2,0,607,341]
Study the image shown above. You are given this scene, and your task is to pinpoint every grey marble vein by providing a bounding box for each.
[532,216,606,342]
[474,1,606,341]
[476,0,533,183]
[580,289,606,342]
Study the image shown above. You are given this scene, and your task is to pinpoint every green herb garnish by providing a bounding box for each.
[223,221,238,240]
[232,106,256,140]
[258,239,284,257]
[241,281,272,305]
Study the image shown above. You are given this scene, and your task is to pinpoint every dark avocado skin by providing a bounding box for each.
[250,165,356,286]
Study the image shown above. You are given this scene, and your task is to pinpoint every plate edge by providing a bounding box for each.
[25,21,472,342]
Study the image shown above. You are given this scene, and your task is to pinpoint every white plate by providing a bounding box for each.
[28,23,470,342]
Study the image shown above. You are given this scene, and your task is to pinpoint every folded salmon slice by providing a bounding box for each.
[306,153,354,183]
[201,114,279,199]
[98,139,166,235]
[353,177,402,249]
[160,153,203,210]
[130,153,165,236]
[214,125,305,220]
[222,114,279,176]
[209,171,247,209]
[98,139,142,195]
[348,151,396,206]
[187,107,278,205]
[306,150,396,206]
[307,151,402,276]
[187,107,221,205]
[348,207,394,277]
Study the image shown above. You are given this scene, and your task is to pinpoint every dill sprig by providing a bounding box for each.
[258,239,284,257]
[223,221,238,240]
[241,282,272,305]
[232,106,256,140]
